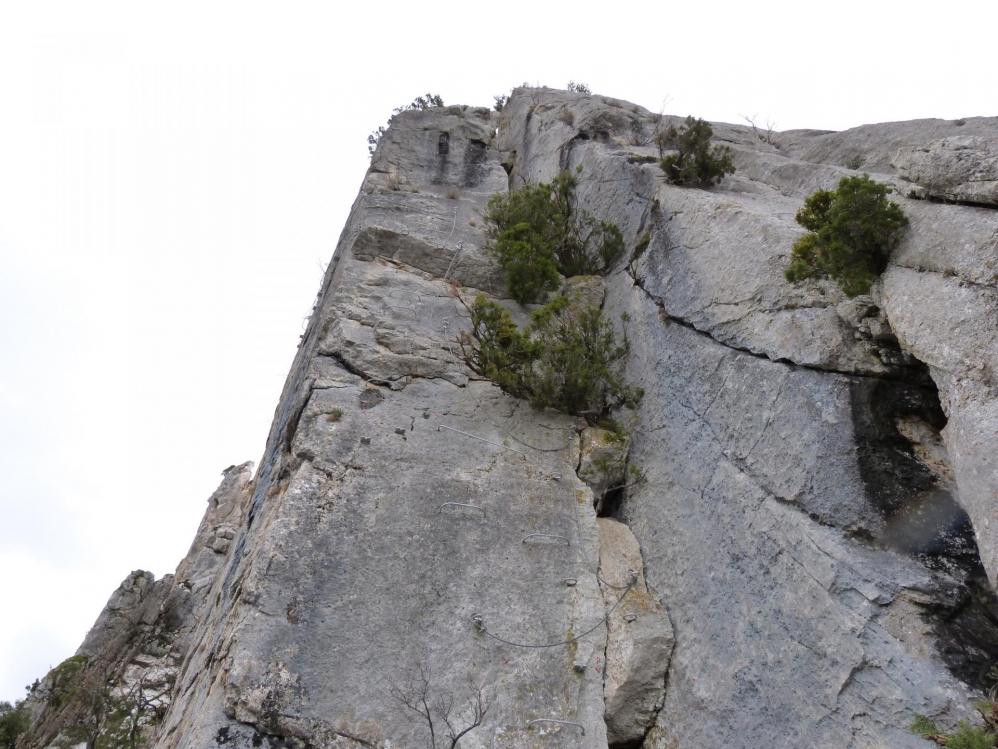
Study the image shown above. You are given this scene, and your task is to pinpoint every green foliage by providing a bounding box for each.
[367,93,445,158]
[527,298,641,415]
[485,171,625,303]
[947,724,997,749]
[459,295,641,420]
[657,116,735,187]
[48,655,90,711]
[785,175,908,297]
[488,222,562,304]
[0,701,29,749]
[912,714,940,738]
[459,295,540,399]
[27,655,166,749]
[911,699,998,748]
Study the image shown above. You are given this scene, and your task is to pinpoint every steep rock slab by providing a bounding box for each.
[154,105,614,749]
[33,90,997,749]
[498,89,995,746]
[882,266,998,586]
[608,281,979,748]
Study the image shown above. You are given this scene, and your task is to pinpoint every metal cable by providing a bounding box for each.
[596,569,638,591]
[471,576,635,649]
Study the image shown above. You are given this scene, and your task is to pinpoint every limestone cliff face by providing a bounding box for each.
[23,90,997,749]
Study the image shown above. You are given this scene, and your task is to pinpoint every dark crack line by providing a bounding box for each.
[316,351,470,389]
[627,269,913,382]
[890,263,997,291]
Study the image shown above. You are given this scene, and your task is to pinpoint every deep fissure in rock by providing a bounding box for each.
[850,358,998,692]
[597,482,627,520]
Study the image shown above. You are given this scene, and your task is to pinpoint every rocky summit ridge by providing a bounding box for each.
[16,88,998,749]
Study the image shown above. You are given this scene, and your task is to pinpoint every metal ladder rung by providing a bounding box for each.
[438,502,486,517]
[521,533,570,546]
[527,718,585,736]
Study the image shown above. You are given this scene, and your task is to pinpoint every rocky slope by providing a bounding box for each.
[20,89,997,749]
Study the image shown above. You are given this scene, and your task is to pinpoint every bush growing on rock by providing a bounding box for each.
[484,170,624,303]
[367,93,445,158]
[912,698,998,748]
[785,174,908,297]
[0,700,29,749]
[657,116,735,187]
[459,294,641,419]
[21,655,168,749]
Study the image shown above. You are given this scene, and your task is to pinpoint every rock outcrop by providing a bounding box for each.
[893,135,998,207]
[20,89,997,749]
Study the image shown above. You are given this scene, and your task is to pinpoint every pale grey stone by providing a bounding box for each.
[26,91,998,749]
[893,136,998,206]
[597,518,673,746]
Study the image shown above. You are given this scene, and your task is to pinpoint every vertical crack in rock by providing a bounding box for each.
[595,519,675,747]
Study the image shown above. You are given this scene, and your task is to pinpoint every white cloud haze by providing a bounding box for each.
[1,0,995,702]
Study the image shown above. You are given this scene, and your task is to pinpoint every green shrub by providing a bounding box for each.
[911,700,998,748]
[912,714,940,738]
[48,655,90,710]
[947,724,997,749]
[489,222,562,304]
[0,701,29,749]
[459,296,539,399]
[485,171,624,303]
[567,81,592,95]
[657,116,735,187]
[785,175,908,297]
[367,93,445,158]
[527,297,641,415]
[459,294,641,419]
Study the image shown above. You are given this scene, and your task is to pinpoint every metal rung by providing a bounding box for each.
[527,718,585,736]
[522,533,569,546]
[438,502,486,517]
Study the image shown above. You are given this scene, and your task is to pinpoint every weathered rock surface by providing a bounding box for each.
[500,88,997,747]
[893,135,998,206]
[25,89,997,749]
[597,519,673,747]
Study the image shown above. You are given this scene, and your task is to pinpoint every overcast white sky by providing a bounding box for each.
[1,0,995,703]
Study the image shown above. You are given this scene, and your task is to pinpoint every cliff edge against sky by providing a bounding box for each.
[17,88,998,749]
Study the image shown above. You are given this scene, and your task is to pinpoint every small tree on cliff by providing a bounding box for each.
[458,294,641,420]
[785,175,908,297]
[0,701,29,749]
[484,170,624,304]
[657,116,735,187]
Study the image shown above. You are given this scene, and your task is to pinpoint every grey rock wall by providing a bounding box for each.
[32,90,997,749]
